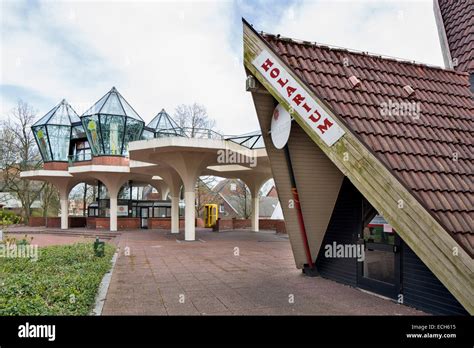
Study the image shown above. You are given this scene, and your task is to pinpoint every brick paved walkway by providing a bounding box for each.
[103,229,425,315]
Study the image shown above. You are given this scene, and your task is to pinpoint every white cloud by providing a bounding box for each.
[1,0,258,134]
[1,0,445,135]
[268,0,444,67]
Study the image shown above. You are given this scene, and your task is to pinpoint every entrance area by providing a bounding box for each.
[140,207,149,229]
[357,216,400,299]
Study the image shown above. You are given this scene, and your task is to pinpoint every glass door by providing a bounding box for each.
[357,220,400,299]
[140,207,148,229]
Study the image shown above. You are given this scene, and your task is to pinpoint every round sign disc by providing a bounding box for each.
[270,104,292,149]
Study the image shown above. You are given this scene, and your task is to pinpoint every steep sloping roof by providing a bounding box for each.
[259,33,473,254]
[82,87,143,121]
[147,109,184,136]
[437,0,474,73]
[33,99,80,126]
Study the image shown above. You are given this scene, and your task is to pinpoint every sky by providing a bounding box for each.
[0,0,445,135]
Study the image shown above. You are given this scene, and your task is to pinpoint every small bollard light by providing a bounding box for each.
[93,237,105,257]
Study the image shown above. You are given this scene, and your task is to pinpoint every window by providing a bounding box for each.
[230,183,236,191]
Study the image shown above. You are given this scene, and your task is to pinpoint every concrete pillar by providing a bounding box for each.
[60,190,69,230]
[251,193,259,232]
[171,195,179,234]
[96,176,124,233]
[240,175,271,233]
[109,194,118,232]
[184,187,195,241]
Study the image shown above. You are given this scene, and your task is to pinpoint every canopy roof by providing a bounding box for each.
[33,99,80,126]
[82,87,143,121]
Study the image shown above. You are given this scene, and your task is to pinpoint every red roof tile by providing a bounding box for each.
[438,0,474,73]
[261,33,474,255]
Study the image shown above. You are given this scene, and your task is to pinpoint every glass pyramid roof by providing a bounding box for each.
[33,99,81,126]
[81,87,143,121]
[147,109,183,135]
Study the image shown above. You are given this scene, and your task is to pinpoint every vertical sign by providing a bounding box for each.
[253,50,345,146]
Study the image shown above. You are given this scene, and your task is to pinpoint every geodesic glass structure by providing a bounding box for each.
[32,99,81,162]
[81,87,144,156]
[147,109,184,138]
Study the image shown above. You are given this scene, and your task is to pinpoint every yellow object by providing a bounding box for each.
[204,204,218,228]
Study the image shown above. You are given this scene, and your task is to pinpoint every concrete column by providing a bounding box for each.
[60,191,69,230]
[240,175,271,233]
[171,195,179,234]
[109,194,118,232]
[184,187,195,241]
[251,193,259,232]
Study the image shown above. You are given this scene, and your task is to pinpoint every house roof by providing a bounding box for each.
[259,32,473,255]
[437,0,473,73]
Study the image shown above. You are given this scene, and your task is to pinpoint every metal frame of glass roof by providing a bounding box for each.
[81,87,145,156]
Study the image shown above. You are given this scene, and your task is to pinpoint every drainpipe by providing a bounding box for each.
[283,144,318,276]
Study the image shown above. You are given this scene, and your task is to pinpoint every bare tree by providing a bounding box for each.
[233,179,252,219]
[174,103,217,138]
[0,100,44,223]
[41,182,59,218]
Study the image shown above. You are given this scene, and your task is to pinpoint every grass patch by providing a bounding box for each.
[0,242,115,315]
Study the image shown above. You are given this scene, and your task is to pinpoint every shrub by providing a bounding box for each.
[0,242,115,315]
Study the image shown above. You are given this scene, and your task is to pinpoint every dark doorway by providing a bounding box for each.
[357,218,401,299]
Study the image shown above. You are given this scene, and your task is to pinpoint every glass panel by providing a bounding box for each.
[71,124,86,139]
[101,115,125,155]
[118,184,131,199]
[141,128,154,140]
[47,125,70,161]
[33,105,58,126]
[119,95,141,120]
[49,104,71,125]
[123,118,144,155]
[99,185,109,199]
[82,93,109,116]
[82,115,103,155]
[33,126,51,161]
[363,224,395,245]
[101,93,125,115]
[363,249,395,284]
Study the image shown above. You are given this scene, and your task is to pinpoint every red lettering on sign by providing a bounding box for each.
[277,78,288,88]
[286,86,297,97]
[317,118,334,134]
[261,58,274,72]
[292,94,305,106]
[309,109,322,123]
[302,103,312,113]
[270,68,280,78]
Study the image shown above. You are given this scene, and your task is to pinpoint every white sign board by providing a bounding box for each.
[117,205,129,217]
[253,50,345,146]
[271,104,292,149]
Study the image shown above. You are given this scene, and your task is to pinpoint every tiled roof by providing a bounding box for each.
[438,0,474,73]
[261,33,473,255]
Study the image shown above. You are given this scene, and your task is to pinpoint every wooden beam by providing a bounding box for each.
[243,21,474,313]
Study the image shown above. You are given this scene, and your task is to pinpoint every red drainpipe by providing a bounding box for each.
[284,145,314,268]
